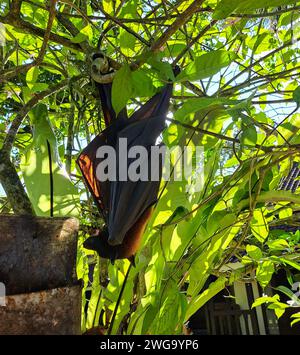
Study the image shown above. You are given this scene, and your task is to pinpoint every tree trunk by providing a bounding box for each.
[0,215,81,335]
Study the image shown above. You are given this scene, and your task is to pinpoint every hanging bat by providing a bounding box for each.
[77,55,177,264]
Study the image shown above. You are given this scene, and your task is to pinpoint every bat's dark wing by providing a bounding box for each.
[107,83,173,245]
[77,83,128,219]
[130,82,173,122]
[77,134,108,215]
[78,78,174,249]
[98,82,128,126]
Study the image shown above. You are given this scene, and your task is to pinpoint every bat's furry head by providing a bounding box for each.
[83,229,118,263]
[91,53,114,84]
[83,229,136,266]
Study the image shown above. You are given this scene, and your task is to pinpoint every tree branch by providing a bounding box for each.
[0,13,82,52]
[98,4,151,46]
[0,0,58,83]
[220,36,300,91]
[173,20,217,64]
[2,78,77,154]
[132,0,206,68]
[0,151,35,215]
[0,77,80,214]
[150,0,206,53]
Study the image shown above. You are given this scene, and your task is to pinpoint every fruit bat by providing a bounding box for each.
[77,58,177,264]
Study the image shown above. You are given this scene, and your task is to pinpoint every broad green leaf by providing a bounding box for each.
[71,32,88,43]
[275,285,300,305]
[279,207,293,219]
[148,58,175,81]
[267,239,290,251]
[246,245,263,260]
[120,29,136,50]
[176,51,237,82]
[112,63,133,115]
[252,294,280,308]
[26,66,39,89]
[103,0,114,14]
[241,126,257,146]
[185,277,227,321]
[119,0,137,18]
[279,11,300,27]
[131,70,155,98]
[277,256,300,271]
[150,281,183,334]
[20,104,80,217]
[251,209,269,242]
[174,97,229,121]
[25,68,48,92]
[30,83,49,92]
[256,260,274,288]
[71,25,92,43]
[187,213,237,298]
[249,33,270,53]
[268,302,289,319]
[128,305,150,335]
[293,87,300,106]
[107,261,136,334]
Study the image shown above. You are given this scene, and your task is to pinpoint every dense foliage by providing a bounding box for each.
[1,0,300,334]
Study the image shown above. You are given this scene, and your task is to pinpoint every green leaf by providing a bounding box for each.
[103,0,114,14]
[267,239,290,251]
[30,83,49,92]
[213,0,239,19]
[174,97,229,121]
[86,261,103,329]
[119,0,138,18]
[268,302,289,319]
[20,104,80,217]
[71,32,87,43]
[71,25,92,43]
[293,87,300,106]
[131,70,155,98]
[120,29,136,50]
[252,294,280,308]
[250,209,269,242]
[185,277,227,321]
[106,261,136,334]
[279,207,293,219]
[291,312,300,327]
[176,51,237,82]
[148,58,175,81]
[112,63,133,115]
[256,260,274,288]
[150,281,183,334]
[241,125,257,146]
[246,245,263,260]
[26,66,39,89]
[277,256,300,271]
[275,285,300,305]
